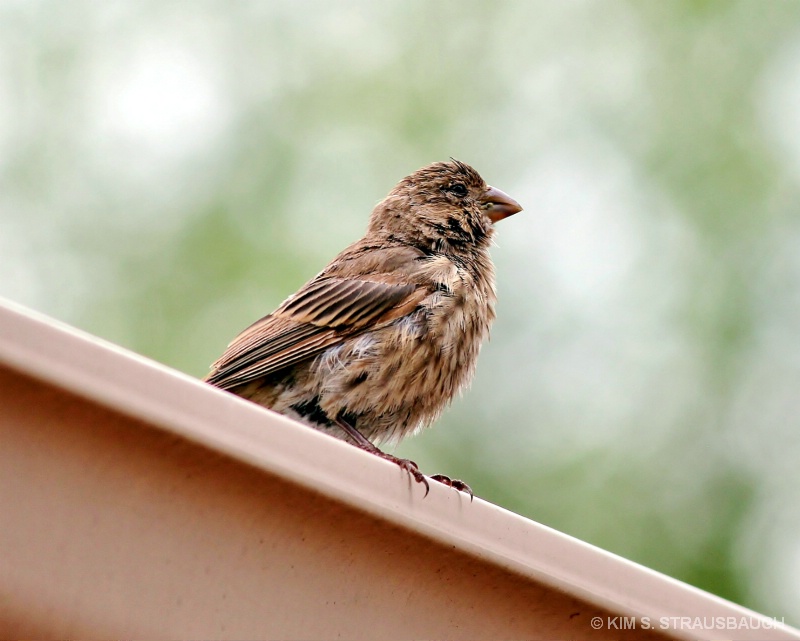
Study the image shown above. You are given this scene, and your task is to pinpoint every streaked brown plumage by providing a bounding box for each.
[205,160,522,494]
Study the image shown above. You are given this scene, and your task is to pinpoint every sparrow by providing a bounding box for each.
[205,160,522,495]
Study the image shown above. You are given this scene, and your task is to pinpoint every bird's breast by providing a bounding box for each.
[308,249,497,443]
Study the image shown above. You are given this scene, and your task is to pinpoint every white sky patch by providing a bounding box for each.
[507,139,643,311]
[89,37,230,162]
[491,137,701,454]
[757,31,800,182]
[82,32,234,233]
[0,54,10,171]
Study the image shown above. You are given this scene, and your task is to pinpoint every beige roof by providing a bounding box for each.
[1,297,798,640]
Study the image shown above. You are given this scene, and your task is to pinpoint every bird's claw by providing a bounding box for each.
[376,452,430,496]
[430,474,474,501]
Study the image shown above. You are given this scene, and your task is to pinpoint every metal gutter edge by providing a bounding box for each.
[1,296,797,641]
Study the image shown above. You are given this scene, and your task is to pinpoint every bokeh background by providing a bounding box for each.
[2,0,799,624]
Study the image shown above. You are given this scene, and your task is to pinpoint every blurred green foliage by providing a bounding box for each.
[2,0,799,625]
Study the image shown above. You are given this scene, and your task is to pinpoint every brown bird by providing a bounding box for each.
[205,160,522,495]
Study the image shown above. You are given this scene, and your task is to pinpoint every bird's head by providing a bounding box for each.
[367,160,522,252]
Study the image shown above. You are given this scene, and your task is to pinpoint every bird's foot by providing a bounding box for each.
[335,414,430,495]
[372,450,430,496]
[430,474,474,501]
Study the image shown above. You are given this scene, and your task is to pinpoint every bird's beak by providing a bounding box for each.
[481,186,523,223]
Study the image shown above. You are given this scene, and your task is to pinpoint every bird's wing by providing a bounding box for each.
[205,276,428,389]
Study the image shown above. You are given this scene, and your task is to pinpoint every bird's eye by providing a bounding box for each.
[448,182,468,198]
